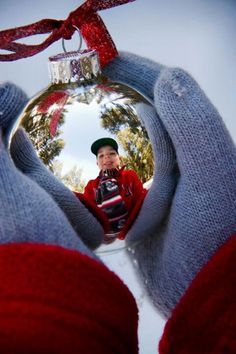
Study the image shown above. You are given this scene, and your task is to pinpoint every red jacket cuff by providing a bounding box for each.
[0,243,138,354]
[159,233,236,354]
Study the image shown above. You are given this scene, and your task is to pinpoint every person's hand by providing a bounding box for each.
[10,128,104,249]
[0,82,97,258]
[0,82,141,354]
[4,82,104,250]
[104,52,236,317]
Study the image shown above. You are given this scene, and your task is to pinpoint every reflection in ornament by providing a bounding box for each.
[118,258,128,267]
[95,240,131,256]
[37,91,69,137]
[12,49,154,251]
[127,247,136,255]
[136,291,146,308]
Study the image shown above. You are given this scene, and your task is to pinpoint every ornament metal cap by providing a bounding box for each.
[48,49,101,84]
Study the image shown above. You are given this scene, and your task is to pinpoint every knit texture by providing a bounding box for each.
[0,243,138,354]
[0,132,94,258]
[10,128,104,250]
[0,82,139,352]
[104,52,236,317]
[103,52,164,102]
[159,233,236,353]
[0,82,28,131]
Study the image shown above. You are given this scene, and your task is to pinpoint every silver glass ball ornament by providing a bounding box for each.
[12,49,154,251]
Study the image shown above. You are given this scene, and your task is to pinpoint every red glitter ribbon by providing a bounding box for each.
[0,0,135,67]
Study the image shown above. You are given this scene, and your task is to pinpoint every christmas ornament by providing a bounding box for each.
[1,0,148,248]
[12,48,154,249]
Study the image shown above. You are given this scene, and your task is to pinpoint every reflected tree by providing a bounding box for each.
[22,112,65,171]
[91,85,154,183]
[21,83,154,184]
[117,127,154,183]
[52,160,85,192]
[21,90,69,170]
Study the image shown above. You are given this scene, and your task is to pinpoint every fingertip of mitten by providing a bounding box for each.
[103,52,164,102]
[10,127,43,175]
[103,52,141,81]
[0,82,28,129]
[11,127,30,152]
[135,102,155,125]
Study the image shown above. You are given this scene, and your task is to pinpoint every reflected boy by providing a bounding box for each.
[79,137,147,244]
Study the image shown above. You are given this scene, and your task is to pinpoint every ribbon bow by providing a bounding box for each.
[0,0,135,67]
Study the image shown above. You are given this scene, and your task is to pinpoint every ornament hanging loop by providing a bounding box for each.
[62,25,83,53]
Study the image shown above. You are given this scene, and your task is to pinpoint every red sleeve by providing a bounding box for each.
[159,233,236,354]
[0,243,138,354]
[127,170,147,201]
[83,180,96,202]
[118,170,148,240]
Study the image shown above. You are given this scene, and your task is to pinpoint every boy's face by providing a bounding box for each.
[97,145,120,171]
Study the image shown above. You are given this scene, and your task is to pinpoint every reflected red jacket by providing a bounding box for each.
[75,168,147,239]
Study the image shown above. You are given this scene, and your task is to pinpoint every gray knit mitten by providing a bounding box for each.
[10,128,104,250]
[5,84,104,250]
[104,52,236,317]
[0,82,96,259]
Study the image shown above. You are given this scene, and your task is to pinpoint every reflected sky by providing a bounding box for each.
[19,76,153,191]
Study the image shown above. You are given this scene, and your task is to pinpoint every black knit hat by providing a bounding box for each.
[91,137,118,156]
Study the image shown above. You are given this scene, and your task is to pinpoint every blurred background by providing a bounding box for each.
[1,0,236,353]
